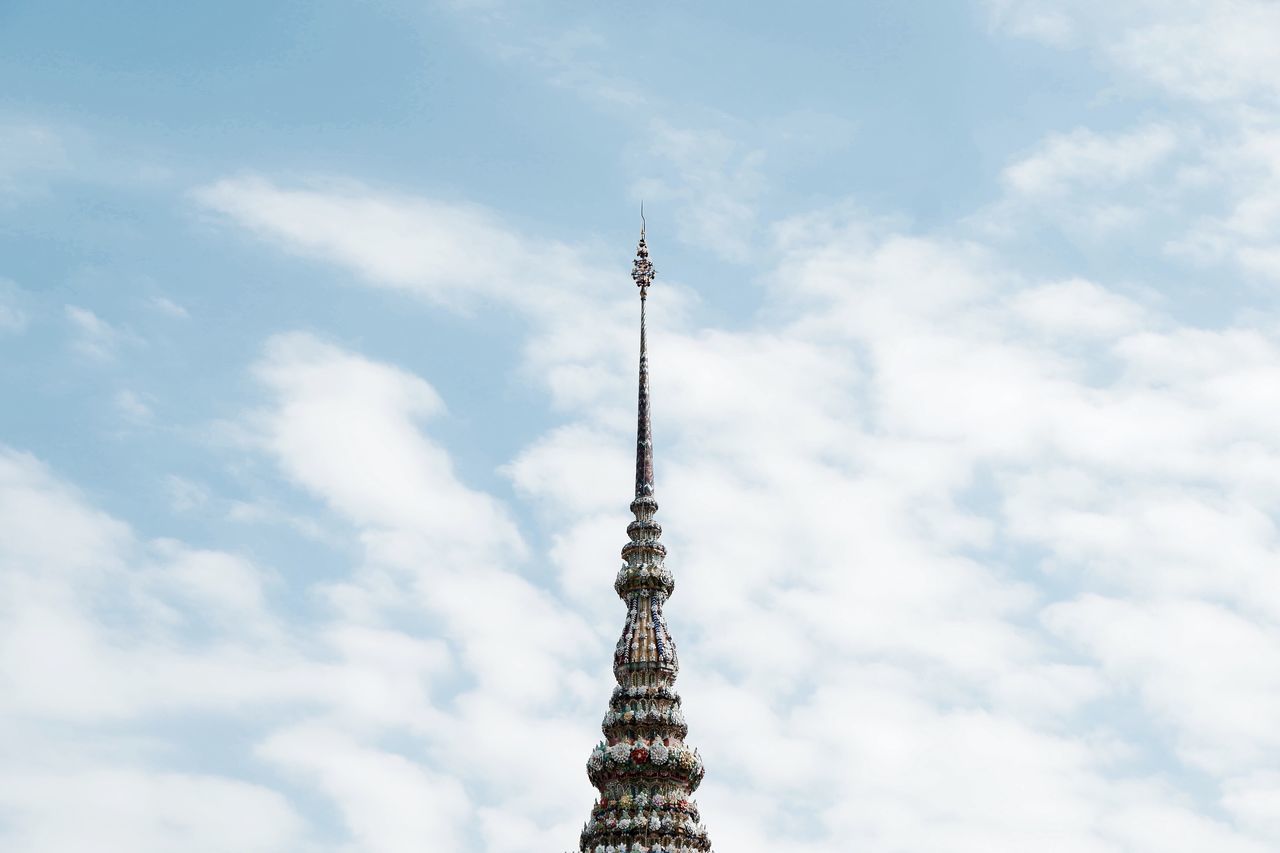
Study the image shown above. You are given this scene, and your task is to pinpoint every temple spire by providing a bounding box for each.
[570,219,713,853]
[631,219,656,501]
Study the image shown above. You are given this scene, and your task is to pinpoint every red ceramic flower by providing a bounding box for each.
[631,747,649,763]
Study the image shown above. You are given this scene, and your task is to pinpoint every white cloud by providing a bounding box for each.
[0,768,308,853]
[0,447,131,578]
[150,295,190,318]
[151,539,274,625]
[979,2,1280,283]
[165,474,209,512]
[0,449,303,722]
[235,331,608,843]
[250,331,523,564]
[1010,277,1149,337]
[983,0,1079,45]
[260,724,469,853]
[65,305,131,361]
[17,313,593,810]
[1166,124,1280,281]
[0,278,29,334]
[114,389,154,424]
[194,177,597,316]
[973,122,1188,242]
[0,448,310,850]
[0,120,69,198]
[1111,2,1280,103]
[983,0,1280,103]
[0,432,512,845]
[1223,771,1280,839]
[1003,124,1178,197]
[1046,596,1280,775]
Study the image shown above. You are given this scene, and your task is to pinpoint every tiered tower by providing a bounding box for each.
[575,226,713,853]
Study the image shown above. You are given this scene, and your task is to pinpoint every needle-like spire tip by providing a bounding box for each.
[631,219,655,499]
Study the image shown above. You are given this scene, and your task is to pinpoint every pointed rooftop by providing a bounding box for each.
[571,222,714,853]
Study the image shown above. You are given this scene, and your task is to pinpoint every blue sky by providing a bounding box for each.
[4,2,1280,851]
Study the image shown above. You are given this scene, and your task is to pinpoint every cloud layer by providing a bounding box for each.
[4,1,1280,851]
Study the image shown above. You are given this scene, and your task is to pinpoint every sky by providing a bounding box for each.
[2,1,1280,851]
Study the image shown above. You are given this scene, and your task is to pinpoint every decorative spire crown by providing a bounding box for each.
[632,213,655,296]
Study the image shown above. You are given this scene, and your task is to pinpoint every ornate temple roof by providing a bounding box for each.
[570,224,713,853]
